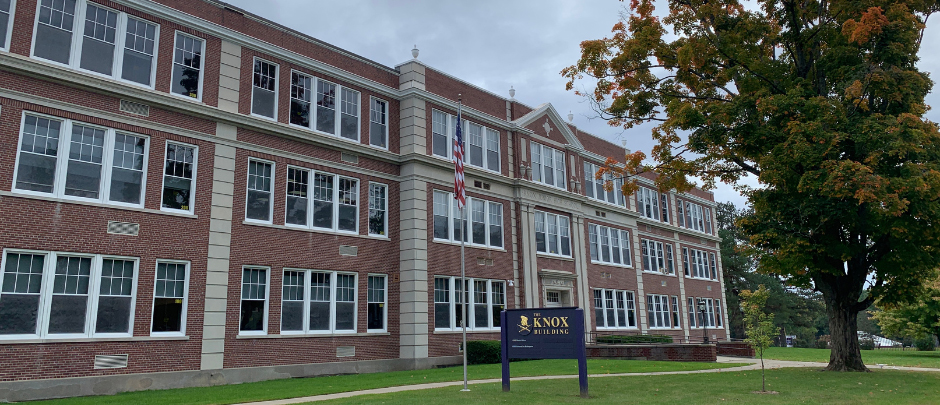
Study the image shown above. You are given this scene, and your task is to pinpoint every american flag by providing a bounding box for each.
[453,103,466,209]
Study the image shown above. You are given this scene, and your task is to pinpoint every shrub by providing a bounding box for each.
[915,336,936,352]
[815,336,830,349]
[859,337,876,351]
[466,340,502,364]
[595,335,674,344]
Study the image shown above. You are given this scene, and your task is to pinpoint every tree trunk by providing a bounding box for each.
[822,292,868,371]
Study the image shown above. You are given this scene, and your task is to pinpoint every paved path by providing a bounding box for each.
[234,357,940,405]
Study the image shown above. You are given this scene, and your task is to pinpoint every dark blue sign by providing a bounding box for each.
[500,307,587,398]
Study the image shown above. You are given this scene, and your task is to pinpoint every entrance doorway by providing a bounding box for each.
[545,290,569,307]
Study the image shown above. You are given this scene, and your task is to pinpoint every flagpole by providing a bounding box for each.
[458,95,470,392]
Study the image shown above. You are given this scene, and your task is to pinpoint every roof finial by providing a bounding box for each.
[509,86,515,99]
[411,45,419,60]
[567,111,574,123]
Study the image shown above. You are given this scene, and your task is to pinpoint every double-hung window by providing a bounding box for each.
[432,190,503,248]
[689,297,718,328]
[368,183,388,236]
[646,294,673,328]
[584,162,623,205]
[285,166,359,233]
[245,159,273,223]
[161,142,197,213]
[683,247,717,280]
[677,198,714,234]
[369,97,388,148]
[640,239,674,274]
[281,270,356,334]
[251,58,278,119]
[170,32,204,100]
[14,113,148,206]
[367,275,386,332]
[593,289,636,329]
[239,267,268,334]
[0,250,137,338]
[588,224,632,266]
[431,110,500,172]
[289,73,362,141]
[530,142,566,189]
[151,260,188,335]
[637,187,661,221]
[33,0,159,87]
[433,276,504,330]
[534,210,570,256]
[0,0,14,50]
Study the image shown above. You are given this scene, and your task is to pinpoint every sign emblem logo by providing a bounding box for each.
[518,315,532,335]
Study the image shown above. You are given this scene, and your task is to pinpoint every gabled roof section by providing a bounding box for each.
[513,103,584,150]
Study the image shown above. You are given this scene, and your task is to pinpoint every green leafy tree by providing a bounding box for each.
[873,275,940,345]
[741,285,779,392]
[564,0,940,371]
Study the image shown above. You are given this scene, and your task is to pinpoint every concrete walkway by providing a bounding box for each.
[234,357,940,405]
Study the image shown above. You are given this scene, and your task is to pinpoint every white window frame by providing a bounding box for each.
[30,0,160,88]
[637,187,661,221]
[430,109,500,173]
[12,112,150,208]
[244,157,275,224]
[593,289,637,330]
[284,165,359,234]
[368,96,389,150]
[150,259,189,337]
[279,269,357,335]
[289,73,364,144]
[432,190,503,249]
[530,142,567,190]
[367,182,388,237]
[584,162,624,206]
[534,210,571,257]
[0,249,139,340]
[367,274,387,333]
[589,224,633,267]
[684,247,717,280]
[0,0,15,51]
[250,57,279,120]
[168,30,206,102]
[689,297,717,328]
[160,140,198,215]
[238,266,270,336]
[646,294,675,329]
[433,276,504,331]
[640,239,674,274]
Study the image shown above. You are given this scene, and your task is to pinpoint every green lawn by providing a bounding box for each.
[31,359,743,405]
[763,347,940,368]
[315,368,940,405]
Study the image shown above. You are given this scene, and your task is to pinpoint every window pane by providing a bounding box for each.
[0,253,45,335]
[171,34,202,98]
[467,123,483,167]
[152,262,185,333]
[433,191,449,240]
[240,269,266,331]
[281,271,304,331]
[246,161,272,221]
[290,73,312,127]
[594,290,604,327]
[534,212,546,252]
[531,143,541,182]
[16,114,60,192]
[367,275,385,330]
[560,217,571,256]
[471,199,486,245]
[309,272,330,330]
[370,99,387,147]
[368,184,387,236]
[338,178,358,232]
[162,143,195,211]
[252,60,277,118]
[491,282,504,327]
[121,18,156,85]
[316,81,336,134]
[64,125,105,198]
[488,202,502,248]
[312,173,334,228]
[589,225,599,261]
[486,128,499,172]
[35,0,76,63]
[79,5,117,75]
[109,134,146,204]
[434,278,450,328]
[339,88,359,140]
[286,168,309,226]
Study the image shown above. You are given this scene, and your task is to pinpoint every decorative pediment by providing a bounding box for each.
[513,103,584,150]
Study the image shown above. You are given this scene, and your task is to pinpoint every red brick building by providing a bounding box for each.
[0,0,728,400]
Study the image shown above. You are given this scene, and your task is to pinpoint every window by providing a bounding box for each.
[637,187,661,221]
[584,162,623,206]
[339,88,360,141]
[671,296,680,329]
[280,270,357,334]
[14,113,148,206]
[369,98,388,148]
[161,142,196,213]
[646,294,674,328]
[687,297,696,328]
[170,32,204,100]
[0,0,14,50]
[640,239,673,274]
[715,299,723,327]
[684,247,717,280]
[33,0,159,86]
[433,277,504,330]
[368,183,388,236]
[288,75,364,141]
[289,71,312,127]
[593,289,636,329]
[432,190,503,248]
[152,260,188,335]
[534,211,570,256]
[285,166,359,233]
[251,58,278,119]
[239,267,268,334]
[0,250,137,338]
[431,109,500,172]
[660,193,670,223]
[689,297,717,328]
[245,159,273,222]
[589,224,632,266]
[678,199,713,234]
[367,275,386,331]
[530,142,566,189]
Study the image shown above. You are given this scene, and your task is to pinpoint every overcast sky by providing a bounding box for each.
[223,0,940,208]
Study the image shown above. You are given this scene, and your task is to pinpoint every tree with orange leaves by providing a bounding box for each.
[563,0,940,371]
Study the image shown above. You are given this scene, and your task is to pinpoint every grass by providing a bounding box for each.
[314,368,940,405]
[31,359,744,405]
[763,347,940,368]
